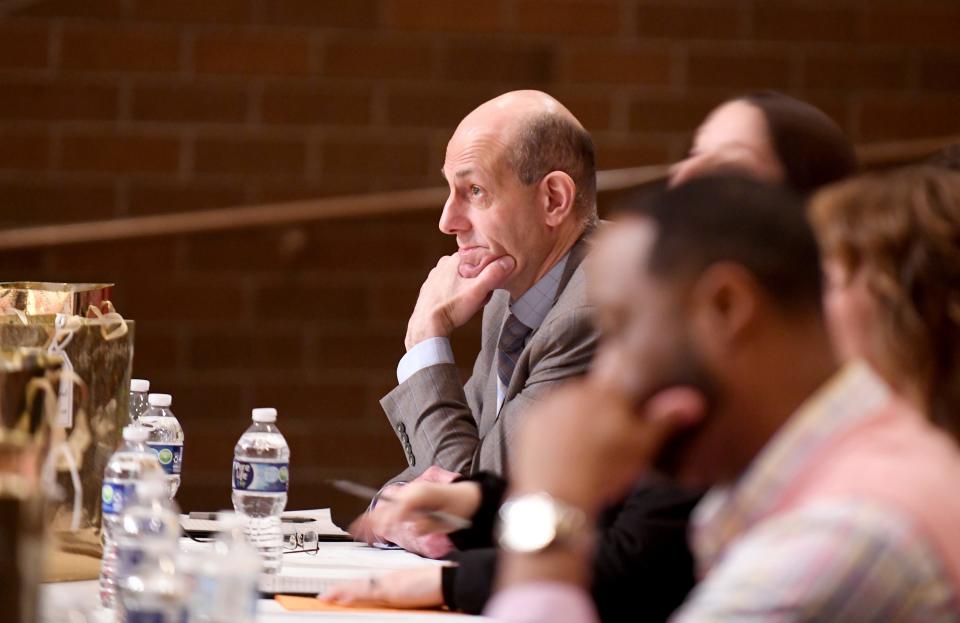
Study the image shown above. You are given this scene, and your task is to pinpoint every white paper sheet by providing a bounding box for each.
[258,541,451,594]
[180,508,350,539]
[42,511,487,622]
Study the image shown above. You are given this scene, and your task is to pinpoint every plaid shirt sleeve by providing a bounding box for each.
[674,500,958,622]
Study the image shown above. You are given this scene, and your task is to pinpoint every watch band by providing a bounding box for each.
[496,492,589,554]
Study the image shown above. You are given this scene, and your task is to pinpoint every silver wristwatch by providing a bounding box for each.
[496,492,588,554]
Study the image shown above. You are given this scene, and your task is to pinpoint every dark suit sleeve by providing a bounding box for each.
[441,480,702,622]
[589,481,700,623]
[442,548,498,613]
[447,471,508,550]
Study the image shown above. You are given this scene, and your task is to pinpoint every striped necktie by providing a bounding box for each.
[497,313,532,390]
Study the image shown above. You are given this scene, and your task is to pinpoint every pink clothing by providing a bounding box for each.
[488,363,960,622]
[487,582,600,623]
[777,397,960,590]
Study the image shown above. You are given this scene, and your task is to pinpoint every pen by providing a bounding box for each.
[328,479,473,531]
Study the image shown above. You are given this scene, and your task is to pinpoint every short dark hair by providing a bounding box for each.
[508,112,597,224]
[736,92,858,195]
[620,176,822,310]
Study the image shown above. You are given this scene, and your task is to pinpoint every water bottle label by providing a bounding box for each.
[116,544,145,577]
[147,443,183,475]
[123,609,186,623]
[232,460,289,493]
[102,479,135,515]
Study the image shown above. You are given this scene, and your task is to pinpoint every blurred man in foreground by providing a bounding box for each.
[489,176,960,621]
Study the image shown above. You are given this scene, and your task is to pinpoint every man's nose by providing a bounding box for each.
[439,198,470,235]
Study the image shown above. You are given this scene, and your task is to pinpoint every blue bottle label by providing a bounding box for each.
[123,609,186,623]
[102,479,135,516]
[146,443,183,475]
[116,543,145,577]
[232,460,289,493]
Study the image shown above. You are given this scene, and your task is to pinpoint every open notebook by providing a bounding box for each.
[259,541,450,596]
[259,574,341,596]
[180,508,351,541]
[181,511,448,597]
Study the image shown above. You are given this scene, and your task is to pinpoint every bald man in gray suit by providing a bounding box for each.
[381,90,599,484]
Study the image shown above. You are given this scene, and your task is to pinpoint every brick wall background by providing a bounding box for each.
[1,0,959,520]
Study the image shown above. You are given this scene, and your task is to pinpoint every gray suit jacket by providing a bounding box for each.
[381,234,598,482]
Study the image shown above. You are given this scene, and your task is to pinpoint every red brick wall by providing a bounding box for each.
[1,0,958,519]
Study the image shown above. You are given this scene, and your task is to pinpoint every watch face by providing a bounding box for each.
[500,494,559,553]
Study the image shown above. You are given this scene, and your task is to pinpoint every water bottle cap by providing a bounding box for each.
[217,511,246,530]
[252,408,277,423]
[122,425,148,442]
[130,378,150,393]
[148,393,172,407]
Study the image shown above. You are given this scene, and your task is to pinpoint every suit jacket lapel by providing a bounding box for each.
[477,292,508,440]
[498,226,595,412]
[480,360,500,438]
[554,225,593,304]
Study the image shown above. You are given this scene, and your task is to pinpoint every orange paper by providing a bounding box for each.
[275,594,454,615]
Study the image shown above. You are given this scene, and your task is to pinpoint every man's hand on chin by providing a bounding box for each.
[510,381,706,518]
[405,253,516,351]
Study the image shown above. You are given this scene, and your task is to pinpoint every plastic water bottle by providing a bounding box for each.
[182,512,261,623]
[232,407,290,574]
[115,473,185,622]
[139,393,184,499]
[129,379,150,422]
[99,424,163,609]
[114,472,181,590]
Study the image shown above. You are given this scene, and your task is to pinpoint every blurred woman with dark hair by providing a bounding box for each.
[810,166,960,439]
[671,91,858,194]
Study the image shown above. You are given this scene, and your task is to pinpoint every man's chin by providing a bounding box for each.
[458,262,484,279]
[457,254,502,279]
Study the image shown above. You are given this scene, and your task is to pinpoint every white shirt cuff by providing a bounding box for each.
[397,337,455,384]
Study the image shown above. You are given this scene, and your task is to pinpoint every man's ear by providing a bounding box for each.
[541,171,577,227]
[688,262,760,353]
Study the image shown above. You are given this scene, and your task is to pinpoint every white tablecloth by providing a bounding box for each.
[41,540,487,622]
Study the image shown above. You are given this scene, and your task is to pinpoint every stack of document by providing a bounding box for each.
[180,509,449,597]
[180,508,350,540]
[257,541,451,596]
